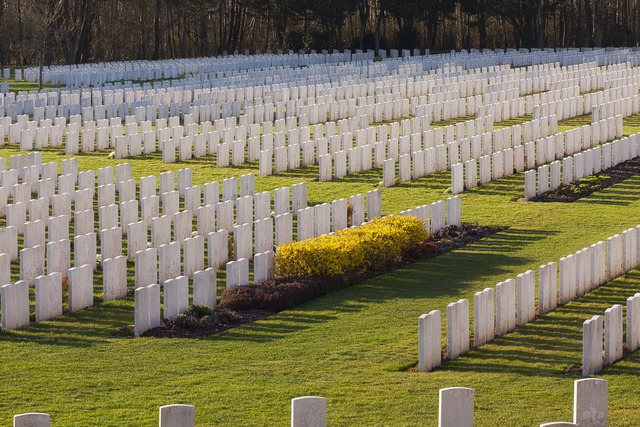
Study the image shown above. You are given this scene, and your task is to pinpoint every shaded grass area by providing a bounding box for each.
[0,111,639,425]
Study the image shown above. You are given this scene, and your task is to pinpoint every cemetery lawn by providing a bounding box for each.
[0,118,640,425]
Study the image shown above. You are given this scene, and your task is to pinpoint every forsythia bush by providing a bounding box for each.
[275,216,429,278]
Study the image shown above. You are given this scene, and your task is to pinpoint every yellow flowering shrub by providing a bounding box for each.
[275,216,428,278]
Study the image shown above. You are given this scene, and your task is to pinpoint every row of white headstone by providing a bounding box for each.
[583,294,640,377]
[452,115,623,195]
[12,378,605,427]
[3,52,636,135]
[21,46,640,87]
[133,196,461,337]
[525,131,639,200]
[418,224,640,372]
[0,175,386,331]
[3,57,636,161]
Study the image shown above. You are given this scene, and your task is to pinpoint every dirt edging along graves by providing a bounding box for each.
[525,157,640,203]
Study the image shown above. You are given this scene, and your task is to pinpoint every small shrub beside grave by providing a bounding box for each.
[219,223,500,314]
[274,216,429,278]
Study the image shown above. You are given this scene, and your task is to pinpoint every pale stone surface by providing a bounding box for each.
[100,227,122,261]
[127,221,147,260]
[398,154,411,183]
[1,281,30,330]
[593,242,606,288]
[183,236,205,277]
[274,186,290,216]
[20,245,45,288]
[604,304,623,365]
[118,179,136,204]
[622,228,637,273]
[0,253,10,287]
[332,199,347,232]
[135,247,157,289]
[74,232,97,270]
[73,209,94,237]
[540,423,577,426]
[367,189,382,220]
[383,158,395,187]
[68,264,93,312]
[451,163,464,194]
[583,315,603,376]
[162,191,180,219]
[419,310,441,373]
[315,203,331,237]
[496,278,516,335]
[207,229,229,270]
[47,239,70,275]
[236,195,253,226]
[517,270,536,326]
[98,183,116,207]
[254,251,275,283]
[446,196,461,227]
[253,191,271,221]
[292,183,307,217]
[202,181,218,208]
[291,397,326,427]
[627,293,640,352]
[226,258,249,288]
[539,262,558,315]
[7,202,27,235]
[473,288,494,347]
[139,175,156,200]
[196,205,216,237]
[163,276,189,319]
[193,268,217,309]
[254,217,273,255]
[559,255,576,304]
[606,234,622,280]
[134,283,161,337]
[141,195,160,228]
[349,194,365,226]
[28,198,48,224]
[446,299,469,360]
[158,242,181,284]
[159,404,196,427]
[119,199,138,235]
[35,272,63,322]
[13,412,51,427]
[297,207,315,241]
[184,186,201,217]
[216,200,234,232]
[275,213,293,246]
[431,200,445,231]
[538,165,549,195]
[574,378,607,427]
[103,256,127,301]
[233,223,252,261]
[173,210,193,244]
[438,387,474,427]
[24,220,46,249]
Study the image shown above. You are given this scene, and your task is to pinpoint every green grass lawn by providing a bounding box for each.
[0,110,639,425]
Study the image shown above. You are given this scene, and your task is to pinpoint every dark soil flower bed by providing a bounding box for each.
[141,222,502,338]
[527,157,640,203]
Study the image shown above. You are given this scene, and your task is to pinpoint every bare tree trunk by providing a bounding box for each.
[537,0,544,48]
[594,0,602,46]
[181,10,187,58]
[152,0,164,60]
[375,5,383,55]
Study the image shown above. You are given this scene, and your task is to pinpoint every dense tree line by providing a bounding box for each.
[1,0,639,66]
